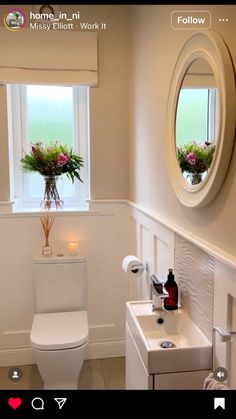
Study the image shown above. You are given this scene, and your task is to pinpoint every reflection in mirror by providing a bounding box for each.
[176,58,218,186]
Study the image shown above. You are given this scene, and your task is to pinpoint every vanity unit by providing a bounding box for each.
[126,301,212,389]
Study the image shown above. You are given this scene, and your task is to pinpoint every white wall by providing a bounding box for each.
[1,6,236,389]
[214,261,236,389]
[130,6,236,386]
[129,202,236,388]
[130,5,236,257]
[0,5,131,200]
[0,202,133,366]
[0,5,133,366]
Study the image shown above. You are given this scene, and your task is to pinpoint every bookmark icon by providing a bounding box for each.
[214,398,225,410]
[54,398,67,410]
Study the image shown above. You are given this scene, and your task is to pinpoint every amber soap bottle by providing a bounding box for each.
[164,268,178,310]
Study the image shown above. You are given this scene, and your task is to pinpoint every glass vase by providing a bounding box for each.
[189,173,203,185]
[41,176,63,210]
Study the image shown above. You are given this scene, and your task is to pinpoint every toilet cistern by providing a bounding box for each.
[30,256,88,389]
[150,275,169,310]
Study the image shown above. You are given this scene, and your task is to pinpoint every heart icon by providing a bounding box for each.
[8,397,22,409]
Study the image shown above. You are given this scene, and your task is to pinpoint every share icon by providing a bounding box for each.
[54,398,67,410]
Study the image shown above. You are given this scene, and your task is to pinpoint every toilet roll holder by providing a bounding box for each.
[131,261,149,274]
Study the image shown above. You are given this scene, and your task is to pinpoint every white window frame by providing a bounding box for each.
[7,84,90,211]
[208,88,219,142]
[178,86,218,144]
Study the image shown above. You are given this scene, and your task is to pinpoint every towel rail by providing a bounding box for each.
[213,326,236,343]
[212,326,236,372]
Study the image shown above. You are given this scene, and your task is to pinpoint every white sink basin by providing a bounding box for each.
[126,301,212,374]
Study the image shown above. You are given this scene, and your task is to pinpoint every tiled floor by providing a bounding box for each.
[0,357,125,390]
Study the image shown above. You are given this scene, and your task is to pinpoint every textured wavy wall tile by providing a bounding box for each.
[175,234,214,341]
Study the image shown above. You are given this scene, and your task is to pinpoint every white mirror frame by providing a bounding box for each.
[166,31,236,208]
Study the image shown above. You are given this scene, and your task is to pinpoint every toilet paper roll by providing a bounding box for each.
[122,255,144,277]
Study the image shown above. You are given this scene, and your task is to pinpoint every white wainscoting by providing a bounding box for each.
[1,199,236,388]
[214,261,236,389]
[0,326,126,367]
[129,201,236,388]
[129,204,214,340]
[129,205,174,301]
[0,201,132,367]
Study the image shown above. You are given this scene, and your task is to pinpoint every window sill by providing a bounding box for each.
[0,206,114,218]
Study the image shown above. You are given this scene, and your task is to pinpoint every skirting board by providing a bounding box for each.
[0,348,34,368]
[0,340,125,368]
[86,339,125,360]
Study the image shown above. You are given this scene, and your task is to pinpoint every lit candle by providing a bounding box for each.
[68,242,79,256]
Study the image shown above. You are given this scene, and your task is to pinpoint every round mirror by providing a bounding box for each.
[166,31,236,207]
[176,58,218,186]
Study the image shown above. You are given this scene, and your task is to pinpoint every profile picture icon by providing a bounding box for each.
[4,9,26,31]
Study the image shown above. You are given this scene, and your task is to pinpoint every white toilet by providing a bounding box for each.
[30,256,88,389]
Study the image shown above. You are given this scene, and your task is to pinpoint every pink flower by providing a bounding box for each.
[57,152,69,165]
[186,152,196,165]
[31,145,36,154]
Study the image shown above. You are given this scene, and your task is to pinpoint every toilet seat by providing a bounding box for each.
[31,311,88,350]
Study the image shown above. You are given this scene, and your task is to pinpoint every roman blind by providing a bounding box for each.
[0,29,98,85]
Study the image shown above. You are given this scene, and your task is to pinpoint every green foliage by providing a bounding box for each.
[177,141,215,174]
[20,142,83,183]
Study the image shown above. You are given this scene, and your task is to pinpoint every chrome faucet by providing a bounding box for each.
[150,274,169,310]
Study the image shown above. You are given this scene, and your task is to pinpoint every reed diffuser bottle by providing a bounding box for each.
[40,216,55,256]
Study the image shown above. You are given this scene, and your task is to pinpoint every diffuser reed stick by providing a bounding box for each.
[40,216,55,255]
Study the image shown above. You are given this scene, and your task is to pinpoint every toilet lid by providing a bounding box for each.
[30,311,88,350]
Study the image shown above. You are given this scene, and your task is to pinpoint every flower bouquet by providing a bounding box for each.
[20,141,84,209]
[177,141,215,185]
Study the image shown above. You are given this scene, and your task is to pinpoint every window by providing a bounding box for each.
[176,87,218,146]
[7,84,89,211]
